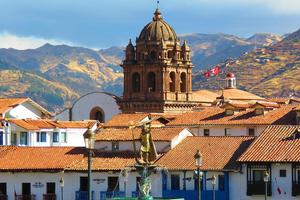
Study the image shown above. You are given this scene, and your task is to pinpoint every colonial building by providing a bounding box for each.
[118,9,198,113]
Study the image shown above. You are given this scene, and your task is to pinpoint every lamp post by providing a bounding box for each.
[264,171,269,200]
[212,175,216,200]
[83,128,95,200]
[59,177,64,200]
[194,150,203,200]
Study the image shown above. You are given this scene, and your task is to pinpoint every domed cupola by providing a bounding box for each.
[226,72,237,89]
[137,9,177,43]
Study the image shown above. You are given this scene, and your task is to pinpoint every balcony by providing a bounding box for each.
[100,191,125,200]
[43,194,56,200]
[0,194,7,200]
[15,195,36,200]
[247,181,271,196]
[75,191,94,200]
[163,190,227,200]
[292,181,300,196]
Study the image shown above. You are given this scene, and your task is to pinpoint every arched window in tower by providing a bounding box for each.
[168,51,173,59]
[90,107,105,123]
[180,72,187,92]
[132,72,141,92]
[147,72,156,92]
[150,51,156,61]
[169,72,176,92]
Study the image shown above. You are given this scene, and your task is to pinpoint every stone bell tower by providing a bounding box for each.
[118,9,197,113]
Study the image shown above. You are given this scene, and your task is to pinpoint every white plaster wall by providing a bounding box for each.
[230,164,299,200]
[190,126,267,137]
[8,102,42,119]
[0,171,163,200]
[69,92,121,122]
[95,141,171,153]
[170,128,193,149]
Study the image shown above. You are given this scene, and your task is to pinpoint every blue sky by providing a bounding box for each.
[0,0,300,49]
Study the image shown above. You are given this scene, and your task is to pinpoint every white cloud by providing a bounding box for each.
[192,0,300,14]
[0,32,74,50]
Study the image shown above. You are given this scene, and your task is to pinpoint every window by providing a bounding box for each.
[203,129,210,136]
[37,132,47,142]
[112,141,119,151]
[53,132,59,143]
[150,51,156,60]
[0,183,7,195]
[11,133,17,145]
[279,169,286,177]
[61,132,67,143]
[218,175,225,191]
[20,132,28,145]
[255,108,264,115]
[248,128,255,136]
[147,72,156,92]
[180,73,187,93]
[0,131,3,145]
[108,177,119,192]
[46,182,55,194]
[90,106,105,123]
[169,72,176,92]
[80,177,88,191]
[253,170,264,182]
[171,174,180,190]
[132,73,141,93]
[22,183,31,195]
[225,128,231,136]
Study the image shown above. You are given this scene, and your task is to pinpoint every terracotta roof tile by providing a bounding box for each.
[218,88,264,100]
[0,98,28,114]
[66,151,136,171]
[0,146,136,171]
[104,113,177,128]
[239,125,300,163]
[168,105,296,126]
[9,119,98,130]
[96,127,188,141]
[0,146,84,171]
[156,136,254,171]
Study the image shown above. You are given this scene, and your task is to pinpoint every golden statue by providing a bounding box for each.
[130,117,158,165]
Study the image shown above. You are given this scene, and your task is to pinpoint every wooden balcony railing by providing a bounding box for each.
[43,194,56,200]
[15,195,36,200]
[247,181,271,196]
[0,194,7,200]
[292,181,300,196]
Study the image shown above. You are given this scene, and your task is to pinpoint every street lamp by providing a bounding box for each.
[59,177,64,200]
[194,150,203,200]
[83,128,95,200]
[264,171,269,200]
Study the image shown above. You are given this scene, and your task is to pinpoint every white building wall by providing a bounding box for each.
[230,164,299,200]
[8,102,42,119]
[55,92,121,122]
[190,126,267,137]
[0,171,163,200]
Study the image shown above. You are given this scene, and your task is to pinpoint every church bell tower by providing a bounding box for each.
[118,9,197,113]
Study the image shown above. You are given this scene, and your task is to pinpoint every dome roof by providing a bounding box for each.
[138,9,177,42]
[226,72,235,78]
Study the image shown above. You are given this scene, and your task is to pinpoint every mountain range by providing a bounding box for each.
[192,29,300,98]
[0,32,289,112]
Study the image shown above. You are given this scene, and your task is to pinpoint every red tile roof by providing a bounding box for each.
[96,127,188,141]
[103,113,177,128]
[0,98,28,114]
[239,125,300,163]
[168,105,296,126]
[66,151,136,171]
[0,146,136,171]
[9,119,98,130]
[156,136,254,171]
[0,146,84,171]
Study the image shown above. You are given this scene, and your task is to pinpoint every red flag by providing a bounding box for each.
[211,66,220,75]
[204,71,210,78]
